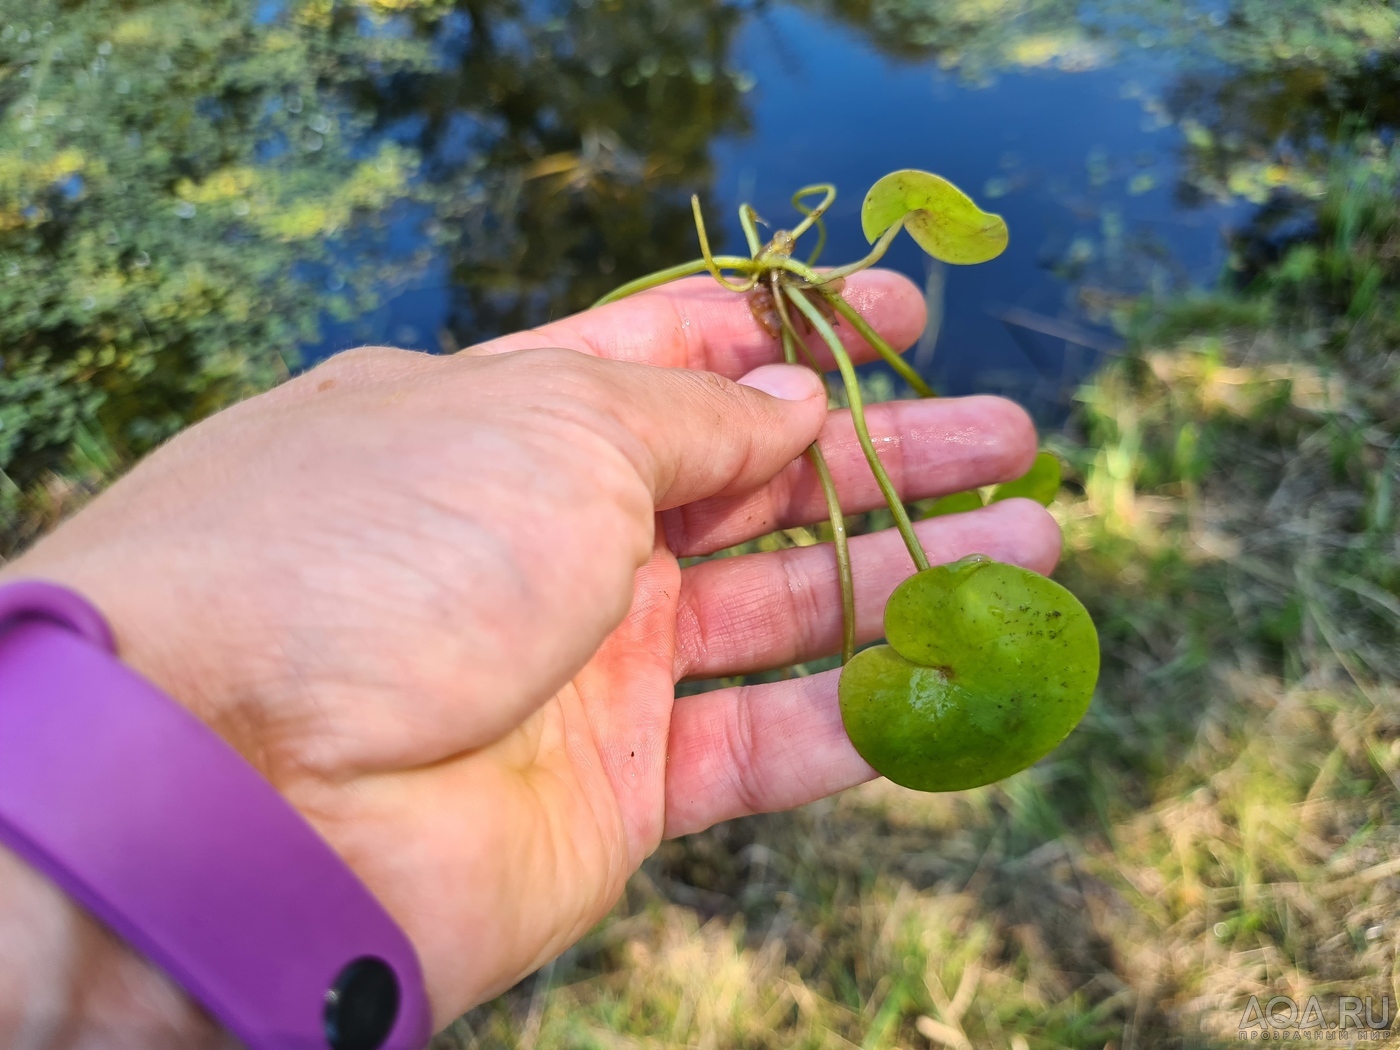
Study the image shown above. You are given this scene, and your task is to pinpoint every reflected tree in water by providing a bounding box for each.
[362,0,752,341]
[0,0,752,549]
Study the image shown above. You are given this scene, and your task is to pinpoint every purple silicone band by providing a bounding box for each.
[0,581,431,1050]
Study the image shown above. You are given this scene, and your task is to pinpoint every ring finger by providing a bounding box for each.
[672,499,1063,681]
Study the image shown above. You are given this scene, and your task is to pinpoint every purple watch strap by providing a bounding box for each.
[0,581,431,1050]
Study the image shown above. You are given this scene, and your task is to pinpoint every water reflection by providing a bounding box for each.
[2,0,1397,497]
[356,0,753,336]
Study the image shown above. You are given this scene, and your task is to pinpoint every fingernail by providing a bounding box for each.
[737,363,823,401]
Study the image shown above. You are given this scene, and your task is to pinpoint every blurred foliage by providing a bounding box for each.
[806,0,1400,79]
[0,0,434,540]
[811,0,1400,220]
[390,0,751,337]
[0,0,753,552]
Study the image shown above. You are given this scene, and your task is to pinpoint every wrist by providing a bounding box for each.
[0,578,433,1049]
[0,843,231,1050]
[0,552,228,751]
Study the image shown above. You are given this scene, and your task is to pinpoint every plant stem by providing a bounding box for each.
[769,250,935,399]
[739,204,764,257]
[774,280,855,662]
[591,256,756,308]
[785,286,930,574]
[821,291,936,398]
[788,183,836,243]
[804,217,827,267]
[770,271,825,375]
[692,195,759,293]
[808,441,856,663]
[795,219,904,283]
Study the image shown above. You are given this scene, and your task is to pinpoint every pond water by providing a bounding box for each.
[4,0,1396,486]
[310,3,1252,422]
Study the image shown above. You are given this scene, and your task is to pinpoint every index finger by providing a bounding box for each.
[472,269,928,377]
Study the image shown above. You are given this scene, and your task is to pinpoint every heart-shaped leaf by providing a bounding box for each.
[861,170,1009,265]
[923,489,985,518]
[989,451,1062,506]
[838,555,1098,792]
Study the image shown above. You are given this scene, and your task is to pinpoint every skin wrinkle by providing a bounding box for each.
[777,545,824,670]
[474,765,591,999]
[526,705,627,963]
[670,582,709,682]
[690,577,772,674]
[521,715,618,920]
[722,684,765,819]
[753,693,817,800]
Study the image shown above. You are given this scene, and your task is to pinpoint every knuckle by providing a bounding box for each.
[325,344,420,370]
[515,344,587,371]
[303,345,436,389]
[725,690,766,816]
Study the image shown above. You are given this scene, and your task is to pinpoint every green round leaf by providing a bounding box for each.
[860,170,1009,265]
[837,555,1098,792]
[989,451,1062,506]
[923,489,986,518]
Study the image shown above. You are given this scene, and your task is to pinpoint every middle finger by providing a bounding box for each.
[662,394,1038,556]
[672,499,1063,682]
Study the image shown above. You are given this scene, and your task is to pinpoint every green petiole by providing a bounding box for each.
[692,196,759,293]
[807,441,856,663]
[784,286,930,574]
[592,256,757,307]
[739,204,765,257]
[788,183,835,246]
[773,277,856,664]
[820,291,935,399]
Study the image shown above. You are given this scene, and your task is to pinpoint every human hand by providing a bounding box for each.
[1,270,1059,1029]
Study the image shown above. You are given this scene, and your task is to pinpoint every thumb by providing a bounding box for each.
[610,360,828,511]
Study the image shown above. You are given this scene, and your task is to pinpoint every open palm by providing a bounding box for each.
[7,271,1059,1028]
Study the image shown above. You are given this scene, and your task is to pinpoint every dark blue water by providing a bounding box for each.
[310,3,1254,422]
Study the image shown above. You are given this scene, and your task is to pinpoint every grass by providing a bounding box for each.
[433,145,1400,1048]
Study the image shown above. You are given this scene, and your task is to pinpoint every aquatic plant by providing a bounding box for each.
[597,171,1100,791]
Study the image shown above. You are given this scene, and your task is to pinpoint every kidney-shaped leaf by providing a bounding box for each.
[838,555,1098,792]
[861,169,1009,265]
